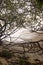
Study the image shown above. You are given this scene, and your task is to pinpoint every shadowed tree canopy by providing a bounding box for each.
[0,0,43,40]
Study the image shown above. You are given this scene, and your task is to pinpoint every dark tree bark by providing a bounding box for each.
[0,18,6,38]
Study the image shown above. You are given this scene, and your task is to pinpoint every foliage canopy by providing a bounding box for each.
[0,0,43,39]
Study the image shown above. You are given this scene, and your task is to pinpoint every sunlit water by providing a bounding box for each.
[3,27,43,43]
